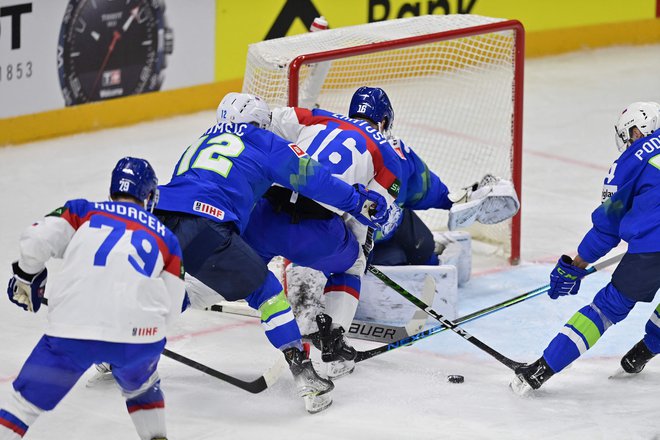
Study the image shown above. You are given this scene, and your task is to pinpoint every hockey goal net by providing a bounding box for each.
[243,15,524,263]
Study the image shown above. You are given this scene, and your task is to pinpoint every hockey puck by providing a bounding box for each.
[447,375,464,383]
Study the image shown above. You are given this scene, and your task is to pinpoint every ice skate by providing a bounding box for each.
[611,340,656,378]
[86,363,114,387]
[316,314,357,379]
[283,346,334,414]
[510,357,555,395]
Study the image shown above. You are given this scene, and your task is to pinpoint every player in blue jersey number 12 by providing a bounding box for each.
[155,92,389,413]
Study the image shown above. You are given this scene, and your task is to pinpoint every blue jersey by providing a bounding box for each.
[391,136,452,211]
[578,127,660,262]
[157,122,361,233]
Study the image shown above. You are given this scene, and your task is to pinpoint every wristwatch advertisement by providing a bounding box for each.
[0,0,214,118]
[57,0,174,106]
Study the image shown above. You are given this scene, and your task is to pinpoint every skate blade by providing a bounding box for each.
[608,367,638,380]
[304,393,332,414]
[509,375,534,396]
[296,378,335,398]
[325,360,355,379]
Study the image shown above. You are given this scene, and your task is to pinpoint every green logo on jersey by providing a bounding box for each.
[388,179,401,198]
[46,206,67,217]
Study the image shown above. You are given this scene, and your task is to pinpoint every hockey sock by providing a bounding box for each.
[643,303,660,354]
[0,391,43,439]
[259,291,303,351]
[248,273,303,350]
[323,273,360,331]
[126,381,166,440]
[543,283,635,373]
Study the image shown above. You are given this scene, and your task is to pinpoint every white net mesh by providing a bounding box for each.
[243,15,522,259]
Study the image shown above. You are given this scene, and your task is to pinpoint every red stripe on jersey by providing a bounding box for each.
[74,210,181,278]
[0,418,26,436]
[61,208,84,230]
[323,284,360,300]
[127,401,165,414]
[293,109,398,190]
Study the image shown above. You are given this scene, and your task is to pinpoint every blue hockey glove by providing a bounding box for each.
[7,261,47,313]
[348,184,388,229]
[548,255,588,299]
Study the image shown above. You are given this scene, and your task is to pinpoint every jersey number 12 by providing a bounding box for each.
[176,134,245,178]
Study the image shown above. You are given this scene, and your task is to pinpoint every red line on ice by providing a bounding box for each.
[168,320,259,342]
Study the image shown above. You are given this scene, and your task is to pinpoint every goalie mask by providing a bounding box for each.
[614,101,660,152]
[349,86,394,137]
[217,92,271,129]
[110,157,159,212]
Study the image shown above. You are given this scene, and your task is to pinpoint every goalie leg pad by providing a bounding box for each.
[434,231,472,286]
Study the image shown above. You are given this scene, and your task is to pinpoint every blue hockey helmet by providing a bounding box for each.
[110,157,159,211]
[349,86,394,134]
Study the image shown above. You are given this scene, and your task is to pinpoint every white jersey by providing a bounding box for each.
[17,199,185,344]
[270,106,408,239]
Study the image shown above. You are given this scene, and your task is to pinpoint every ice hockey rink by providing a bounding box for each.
[1,43,659,439]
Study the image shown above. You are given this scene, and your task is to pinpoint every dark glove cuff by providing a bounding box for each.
[559,255,573,265]
[11,261,38,283]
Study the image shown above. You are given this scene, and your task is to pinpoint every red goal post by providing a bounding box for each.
[244,15,524,264]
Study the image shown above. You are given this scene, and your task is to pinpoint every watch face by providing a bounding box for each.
[57,0,168,106]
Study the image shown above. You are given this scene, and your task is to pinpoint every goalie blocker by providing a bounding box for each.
[448,175,519,231]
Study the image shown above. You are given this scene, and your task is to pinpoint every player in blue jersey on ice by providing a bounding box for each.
[511,102,660,394]
[246,86,519,378]
[1,157,185,440]
[155,92,389,413]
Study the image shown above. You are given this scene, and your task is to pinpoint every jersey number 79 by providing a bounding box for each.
[90,215,159,277]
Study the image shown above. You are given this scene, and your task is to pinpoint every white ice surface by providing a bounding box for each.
[1,43,660,439]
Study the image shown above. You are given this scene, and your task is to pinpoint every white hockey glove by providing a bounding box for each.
[6,261,48,313]
[380,203,403,238]
[447,175,519,231]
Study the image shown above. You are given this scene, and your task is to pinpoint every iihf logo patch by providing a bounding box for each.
[193,201,225,220]
[132,327,159,336]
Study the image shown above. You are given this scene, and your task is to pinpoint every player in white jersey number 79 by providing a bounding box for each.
[1,157,186,440]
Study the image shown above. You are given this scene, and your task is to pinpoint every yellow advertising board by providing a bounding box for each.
[4,0,660,146]
[216,0,659,81]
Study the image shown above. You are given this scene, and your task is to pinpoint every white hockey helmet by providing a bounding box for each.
[614,101,660,152]
[216,92,271,129]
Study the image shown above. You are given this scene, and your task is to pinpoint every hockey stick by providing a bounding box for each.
[206,301,260,318]
[357,253,624,363]
[348,274,435,343]
[368,265,525,371]
[39,298,286,394]
[161,348,287,394]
